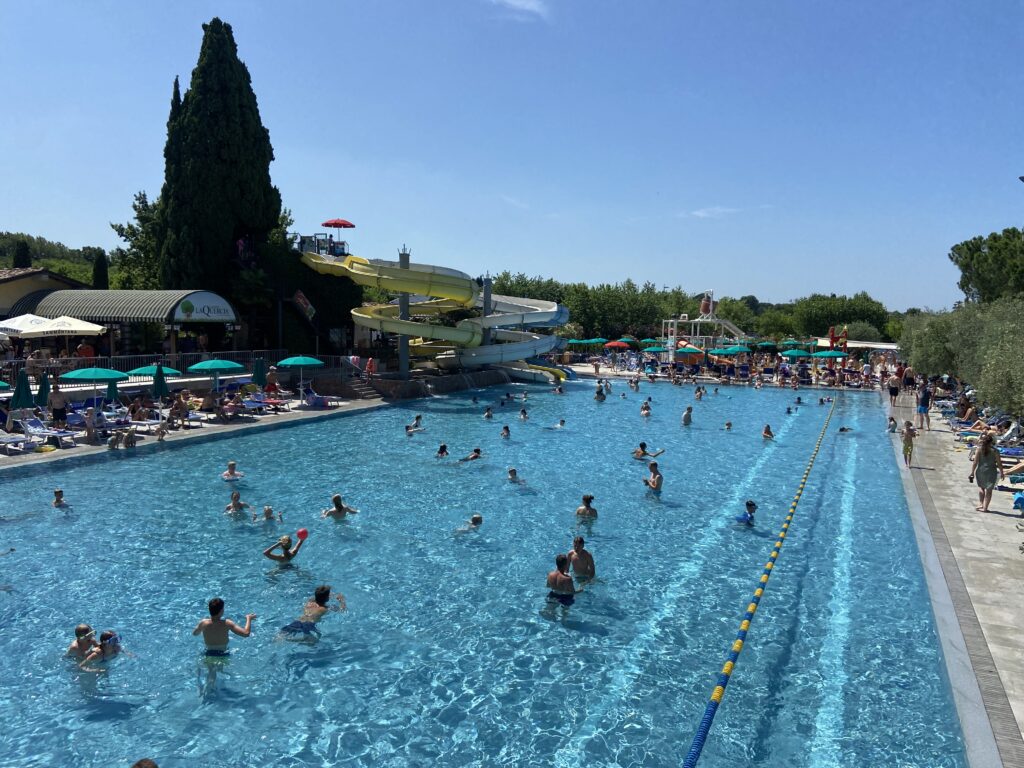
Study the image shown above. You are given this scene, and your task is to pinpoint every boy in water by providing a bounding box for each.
[192,597,255,656]
[279,585,346,641]
[632,442,664,460]
[67,624,98,659]
[456,514,484,533]
[459,448,483,462]
[52,489,69,508]
[738,500,757,527]
[567,536,596,579]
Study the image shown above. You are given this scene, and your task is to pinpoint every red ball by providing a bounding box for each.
[296,528,309,541]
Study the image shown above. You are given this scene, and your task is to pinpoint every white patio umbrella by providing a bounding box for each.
[0,313,49,337]
[18,316,106,338]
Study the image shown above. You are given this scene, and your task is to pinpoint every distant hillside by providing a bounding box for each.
[0,232,114,286]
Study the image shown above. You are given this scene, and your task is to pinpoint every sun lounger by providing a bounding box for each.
[0,431,41,455]
[130,417,163,433]
[18,418,77,448]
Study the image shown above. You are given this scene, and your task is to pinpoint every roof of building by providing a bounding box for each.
[13,289,237,324]
[0,267,45,284]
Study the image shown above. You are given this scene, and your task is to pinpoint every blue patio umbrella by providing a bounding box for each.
[151,363,170,400]
[127,364,182,377]
[252,358,267,388]
[277,355,325,389]
[11,369,34,410]
[35,372,50,408]
[188,358,245,393]
[60,367,130,404]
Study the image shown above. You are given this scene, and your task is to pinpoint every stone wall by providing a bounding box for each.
[362,369,511,399]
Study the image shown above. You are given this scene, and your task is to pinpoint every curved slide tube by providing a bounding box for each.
[302,253,567,368]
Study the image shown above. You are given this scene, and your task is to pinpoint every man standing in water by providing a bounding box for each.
[644,462,663,494]
[567,536,595,579]
[192,597,256,656]
[547,553,581,606]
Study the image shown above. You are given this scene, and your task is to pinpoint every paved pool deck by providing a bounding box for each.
[893,395,1024,768]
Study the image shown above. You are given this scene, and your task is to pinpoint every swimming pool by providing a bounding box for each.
[0,381,967,767]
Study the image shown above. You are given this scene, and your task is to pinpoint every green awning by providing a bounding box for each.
[27,290,237,324]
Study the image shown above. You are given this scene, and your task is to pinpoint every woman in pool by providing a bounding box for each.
[322,494,358,519]
[263,534,304,562]
[435,444,449,458]
[762,424,775,439]
[254,505,283,522]
[79,630,126,670]
[225,490,250,514]
[519,408,529,421]
[483,407,493,419]
[575,494,597,517]
[500,425,511,439]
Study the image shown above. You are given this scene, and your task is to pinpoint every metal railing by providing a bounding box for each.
[0,349,364,387]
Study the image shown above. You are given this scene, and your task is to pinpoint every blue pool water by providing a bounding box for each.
[0,381,966,767]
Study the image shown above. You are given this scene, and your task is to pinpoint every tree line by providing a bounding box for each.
[490,271,899,342]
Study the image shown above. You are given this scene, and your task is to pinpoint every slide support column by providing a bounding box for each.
[398,246,410,379]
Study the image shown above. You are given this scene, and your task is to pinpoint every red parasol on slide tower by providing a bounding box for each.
[322,218,355,229]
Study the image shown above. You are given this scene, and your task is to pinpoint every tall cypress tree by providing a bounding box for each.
[86,247,109,289]
[157,18,281,297]
[13,239,31,268]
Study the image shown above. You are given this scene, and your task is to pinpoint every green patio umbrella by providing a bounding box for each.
[188,358,246,393]
[781,339,803,347]
[642,346,667,353]
[641,338,659,343]
[757,340,778,348]
[724,345,752,354]
[11,369,34,410]
[34,372,50,408]
[252,358,267,388]
[780,349,811,358]
[60,367,130,405]
[0,380,10,390]
[812,350,847,358]
[592,338,608,344]
[277,355,325,390]
[152,363,170,400]
[126,363,182,377]
[675,345,703,355]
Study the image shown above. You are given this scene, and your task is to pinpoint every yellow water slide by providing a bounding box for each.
[302,252,568,367]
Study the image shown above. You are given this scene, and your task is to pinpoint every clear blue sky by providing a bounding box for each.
[1,1,1021,310]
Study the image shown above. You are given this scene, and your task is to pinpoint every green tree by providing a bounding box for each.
[754,309,796,339]
[844,320,882,343]
[84,247,109,289]
[948,228,1024,303]
[13,239,30,268]
[111,192,162,289]
[156,18,282,301]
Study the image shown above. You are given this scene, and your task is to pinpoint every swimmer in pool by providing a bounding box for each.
[279,585,346,640]
[620,392,626,399]
[547,419,566,429]
[567,536,595,580]
[633,442,664,460]
[456,514,484,533]
[594,387,606,402]
[519,408,529,421]
[682,406,693,426]
[263,534,304,562]
[192,597,255,656]
[786,407,792,415]
[255,505,283,522]
[52,488,69,508]
[408,414,423,430]
[738,499,757,527]
[838,426,853,433]
[79,630,127,671]
[484,407,493,419]
[67,624,99,659]
[547,553,581,606]
[643,462,663,494]
[322,494,358,519]
[436,443,449,458]
[575,494,597,517]
[459,448,483,462]
[500,425,511,439]
[724,421,732,431]
[762,424,775,439]
[225,491,250,514]
[405,424,425,436]
[508,467,525,484]
[221,461,244,481]
[886,417,898,433]
[640,401,651,417]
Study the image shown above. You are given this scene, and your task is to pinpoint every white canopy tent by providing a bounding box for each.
[0,313,50,337]
[18,316,106,339]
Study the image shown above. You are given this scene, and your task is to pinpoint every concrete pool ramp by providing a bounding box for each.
[894,396,1024,768]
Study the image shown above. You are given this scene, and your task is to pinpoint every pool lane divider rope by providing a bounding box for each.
[682,397,837,768]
